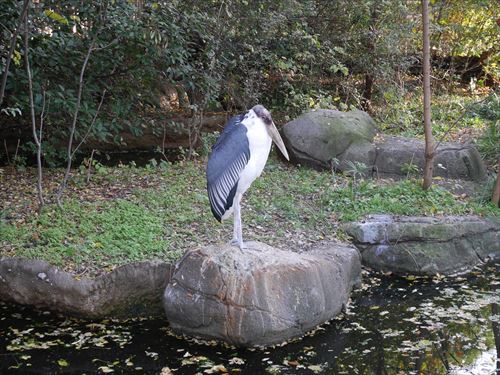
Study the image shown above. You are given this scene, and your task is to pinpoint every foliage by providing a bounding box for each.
[431,0,499,78]
[377,90,499,149]
[0,3,434,152]
[401,161,421,178]
[0,0,497,167]
[475,93,500,164]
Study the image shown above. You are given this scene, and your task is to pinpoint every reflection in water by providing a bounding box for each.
[0,265,498,374]
[492,300,499,374]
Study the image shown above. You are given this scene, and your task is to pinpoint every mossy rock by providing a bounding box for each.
[282,109,377,173]
[344,215,499,276]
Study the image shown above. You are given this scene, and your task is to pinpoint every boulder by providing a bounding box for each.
[374,136,487,181]
[344,215,500,276]
[0,258,172,318]
[282,109,377,173]
[282,109,487,182]
[163,241,361,346]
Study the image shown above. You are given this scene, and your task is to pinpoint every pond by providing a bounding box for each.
[1,265,498,374]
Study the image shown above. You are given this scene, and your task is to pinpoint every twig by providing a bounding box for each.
[432,95,490,152]
[36,89,47,208]
[160,122,168,161]
[13,139,20,165]
[23,6,44,209]
[86,149,95,184]
[406,153,416,179]
[3,139,10,164]
[56,37,96,207]
[0,0,30,107]
[71,89,107,158]
[39,90,46,141]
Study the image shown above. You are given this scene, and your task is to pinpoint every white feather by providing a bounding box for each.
[220,110,271,220]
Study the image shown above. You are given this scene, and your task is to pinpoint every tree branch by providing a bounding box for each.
[71,89,107,158]
[0,0,30,107]
[56,37,95,206]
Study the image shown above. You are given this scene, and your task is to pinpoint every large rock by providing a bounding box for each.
[282,109,377,173]
[0,258,172,318]
[282,109,487,182]
[163,241,361,346]
[374,136,487,181]
[344,215,500,276]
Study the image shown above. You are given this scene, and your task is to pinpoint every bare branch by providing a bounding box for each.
[433,95,489,152]
[492,157,500,207]
[86,149,96,184]
[71,89,107,158]
[13,139,20,165]
[39,90,46,141]
[56,38,96,206]
[0,0,30,107]
[3,139,10,164]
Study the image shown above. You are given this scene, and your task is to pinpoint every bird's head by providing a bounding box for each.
[250,104,290,161]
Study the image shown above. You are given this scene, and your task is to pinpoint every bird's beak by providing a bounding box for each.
[268,122,290,161]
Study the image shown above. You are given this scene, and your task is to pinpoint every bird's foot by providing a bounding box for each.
[229,238,246,252]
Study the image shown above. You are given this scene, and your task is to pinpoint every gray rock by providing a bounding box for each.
[163,241,361,347]
[0,258,172,318]
[282,109,486,182]
[374,136,487,181]
[344,215,500,276]
[282,109,377,173]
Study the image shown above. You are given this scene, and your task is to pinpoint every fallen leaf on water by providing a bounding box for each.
[228,357,245,365]
[204,364,228,373]
[98,366,114,373]
[57,359,69,367]
[308,364,323,373]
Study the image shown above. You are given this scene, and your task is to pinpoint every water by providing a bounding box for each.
[1,265,498,374]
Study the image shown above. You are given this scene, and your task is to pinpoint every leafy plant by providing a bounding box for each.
[401,161,421,178]
[345,161,369,183]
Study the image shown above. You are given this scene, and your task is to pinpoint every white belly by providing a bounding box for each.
[237,121,272,195]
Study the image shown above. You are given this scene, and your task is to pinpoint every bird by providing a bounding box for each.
[206,104,289,250]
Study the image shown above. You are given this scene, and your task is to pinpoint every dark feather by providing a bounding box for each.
[206,115,250,221]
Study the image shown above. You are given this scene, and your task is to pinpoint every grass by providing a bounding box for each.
[1,158,498,275]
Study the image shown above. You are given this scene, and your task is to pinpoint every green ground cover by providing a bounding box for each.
[377,91,499,164]
[1,159,498,275]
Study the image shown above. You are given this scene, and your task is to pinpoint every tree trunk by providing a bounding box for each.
[23,2,44,210]
[492,157,500,207]
[361,2,380,113]
[422,0,435,190]
[362,73,374,113]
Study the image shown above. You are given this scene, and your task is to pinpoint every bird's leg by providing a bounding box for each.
[230,194,245,251]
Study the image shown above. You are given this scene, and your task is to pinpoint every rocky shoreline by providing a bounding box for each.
[1,214,498,346]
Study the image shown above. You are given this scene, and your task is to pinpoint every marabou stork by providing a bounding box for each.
[206,104,289,250]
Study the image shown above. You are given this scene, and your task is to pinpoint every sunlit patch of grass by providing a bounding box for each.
[321,179,498,222]
[1,199,169,269]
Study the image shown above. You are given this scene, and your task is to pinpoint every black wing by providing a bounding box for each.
[206,115,250,222]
